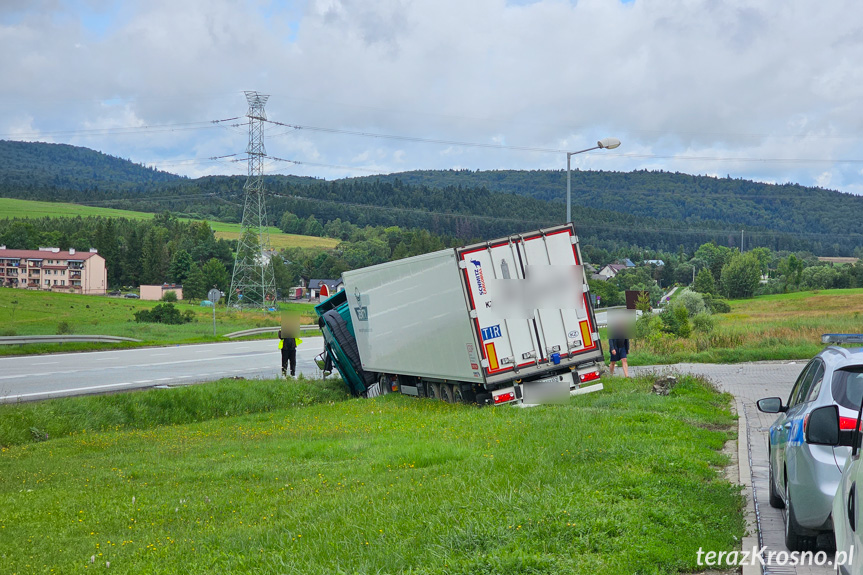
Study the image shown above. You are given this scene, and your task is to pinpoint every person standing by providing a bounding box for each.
[279,329,297,378]
[608,335,630,377]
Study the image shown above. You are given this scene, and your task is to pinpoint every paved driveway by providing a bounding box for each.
[634,362,834,575]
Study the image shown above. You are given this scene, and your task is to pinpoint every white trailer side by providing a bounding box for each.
[343,249,485,383]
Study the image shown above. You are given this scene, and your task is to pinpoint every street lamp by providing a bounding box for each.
[566,137,621,223]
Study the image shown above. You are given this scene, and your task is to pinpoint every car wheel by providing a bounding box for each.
[768,457,784,509]
[784,483,812,551]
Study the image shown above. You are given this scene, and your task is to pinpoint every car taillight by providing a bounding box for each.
[580,371,600,383]
[494,392,515,404]
[840,416,860,431]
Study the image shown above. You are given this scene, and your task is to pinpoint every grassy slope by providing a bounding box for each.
[0,374,743,574]
[0,197,338,250]
[0,288,318,354]
[627,288,863,365]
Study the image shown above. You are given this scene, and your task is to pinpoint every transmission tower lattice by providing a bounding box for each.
[228,91,277,308]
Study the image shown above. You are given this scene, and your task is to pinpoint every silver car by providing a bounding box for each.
[757,339,863,551]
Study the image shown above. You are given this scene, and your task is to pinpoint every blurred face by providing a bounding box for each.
[281,313,301,338]
[608,309,635,339]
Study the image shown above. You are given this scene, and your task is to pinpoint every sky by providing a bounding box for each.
[2,0,863,194]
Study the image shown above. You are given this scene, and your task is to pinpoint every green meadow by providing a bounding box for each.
[0,374,744,574]
[0,288,318,355]
[622,288,863,365]
[0,197,339,250]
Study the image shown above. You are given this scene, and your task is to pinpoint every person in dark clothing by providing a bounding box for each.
[279,329,297,377]
[608,336,630,377]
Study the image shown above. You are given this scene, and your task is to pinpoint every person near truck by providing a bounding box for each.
[608,336,629,377]
[279,329,297,378]
[607,309,631,377]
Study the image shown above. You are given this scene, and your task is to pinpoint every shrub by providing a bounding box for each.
[56,321,74,335]
[161,290,178,303]
[134,303,191,325]
[675,289,708,316]
[691,313,716,334]
[702,294,732,314]
[660,305,691,338]
[635,314,662,340]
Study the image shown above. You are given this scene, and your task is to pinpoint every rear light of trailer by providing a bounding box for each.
[579,371,600,383]
[494,392,515,404]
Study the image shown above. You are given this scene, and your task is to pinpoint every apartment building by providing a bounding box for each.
[0,246,107,295]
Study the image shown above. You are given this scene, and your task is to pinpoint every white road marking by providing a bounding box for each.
[133,380,152,384]
[32,361,58,365]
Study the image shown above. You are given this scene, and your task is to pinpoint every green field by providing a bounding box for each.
[0,197,339,250]
[0,374,743,574]
[626,287,863,365]
[0,288,318,355]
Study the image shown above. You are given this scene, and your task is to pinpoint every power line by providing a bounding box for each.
[259,118,863,165]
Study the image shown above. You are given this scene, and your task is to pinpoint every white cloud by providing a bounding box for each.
[0,0,862,192]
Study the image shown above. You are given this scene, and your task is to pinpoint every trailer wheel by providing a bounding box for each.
[378,374,391,395]
[440,384,454,403]
[426,382,440,400]
[452,385,465,404]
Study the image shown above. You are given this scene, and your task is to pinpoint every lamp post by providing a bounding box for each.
[566,137,621,223]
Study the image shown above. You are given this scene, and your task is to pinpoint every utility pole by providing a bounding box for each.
[228,91,277,308]
[741,229,744,253]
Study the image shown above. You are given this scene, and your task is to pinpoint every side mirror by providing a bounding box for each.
[757,397,786,413]
[806,405,841,446]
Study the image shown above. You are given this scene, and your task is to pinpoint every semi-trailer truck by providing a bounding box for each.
[314,224,604,405]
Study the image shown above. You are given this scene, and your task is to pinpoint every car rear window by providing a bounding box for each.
[831,367,863,411]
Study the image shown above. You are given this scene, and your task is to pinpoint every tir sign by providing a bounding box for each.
[481,325,502,340]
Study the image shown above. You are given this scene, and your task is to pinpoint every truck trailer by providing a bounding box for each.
[314,224,604,405]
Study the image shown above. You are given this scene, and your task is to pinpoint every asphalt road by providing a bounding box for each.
[0,337,327,403]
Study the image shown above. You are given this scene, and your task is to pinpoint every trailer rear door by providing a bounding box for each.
[457,225,599,383]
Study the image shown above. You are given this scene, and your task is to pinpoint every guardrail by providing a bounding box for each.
[224,325,318,339]
[0,335,142,345]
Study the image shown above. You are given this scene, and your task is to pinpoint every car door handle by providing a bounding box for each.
[849,483,857,532]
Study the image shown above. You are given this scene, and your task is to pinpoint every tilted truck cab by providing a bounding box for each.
[315,224,604,405]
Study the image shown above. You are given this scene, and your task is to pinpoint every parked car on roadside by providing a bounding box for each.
[757,335,863,551]
[124,293,140,299]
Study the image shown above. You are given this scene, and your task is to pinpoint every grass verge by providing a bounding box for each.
[0,374,744,574]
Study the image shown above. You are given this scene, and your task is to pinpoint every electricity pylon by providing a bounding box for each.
[228,91,277,308]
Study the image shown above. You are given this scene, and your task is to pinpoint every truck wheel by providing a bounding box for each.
[440,384,453,403]
[378,374,391,395]
[426,382,440,400]
[452,385,465,404]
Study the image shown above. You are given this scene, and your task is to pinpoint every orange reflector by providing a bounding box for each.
[579,321,592,349]
[485,342,499,371]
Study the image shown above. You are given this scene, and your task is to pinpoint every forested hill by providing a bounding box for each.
[1,141,862,255]
[355,169,863,241]
[0,140,182,192]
